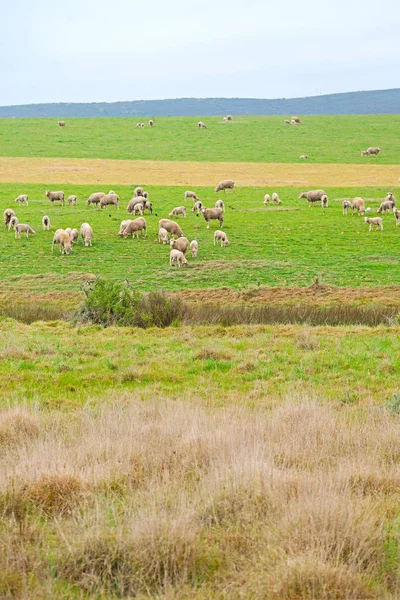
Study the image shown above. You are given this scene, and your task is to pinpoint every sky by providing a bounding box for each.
[1,0,400,105]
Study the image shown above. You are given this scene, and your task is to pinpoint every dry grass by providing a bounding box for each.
[0,398,399,598]
[0,156,399,186]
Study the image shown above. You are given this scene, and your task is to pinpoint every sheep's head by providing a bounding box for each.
[45,190,50,198]
[299,193,306,199]
[64,242,72,255]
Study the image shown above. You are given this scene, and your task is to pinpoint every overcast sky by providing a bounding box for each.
[1,0,399,105]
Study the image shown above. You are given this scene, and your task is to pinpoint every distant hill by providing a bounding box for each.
[1,89,400,118]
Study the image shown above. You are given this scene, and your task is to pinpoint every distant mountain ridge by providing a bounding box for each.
[1,89,400,117]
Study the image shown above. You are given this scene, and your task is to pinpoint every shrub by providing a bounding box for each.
[386,393,400,414]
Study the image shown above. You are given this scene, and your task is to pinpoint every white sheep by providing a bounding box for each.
[118,220,132,237]
[68,195,77,205]
[364,217,383,231]
[215,199,225,211]
[321,195,328,208]
[42,216,51,230]
[184,191,199,202]
[342,200,352,215]
[191,201,203,215]
[299,155,308,160]
[190,240,198,257]
[272,192,282,205]
[8,216,19,231]
[394,208,400,226]
[15,224,35,239]
[214,230,229,246]
[170,249,188,267]
[158,227,169,244]
[15,194,29,205]
[70,228,79,244]
[263,194,270,205]
[52,229,71,254]
[80,222,93,246]
[198,121,207,129]
[169,206,186,218]
[133,203,144,216]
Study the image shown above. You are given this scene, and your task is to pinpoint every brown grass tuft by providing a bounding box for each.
[0,407,40,448]
[21,473,84,515]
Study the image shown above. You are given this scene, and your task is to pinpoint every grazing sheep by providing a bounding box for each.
[385,192,396,205]
[394,208,400,226]
[15,224,35,239]
[215,179,235,193]
[100,193,119,210]
[80,222,93,246]
[214,230,229,246]
[141,123,145,128]
[223,117,228,122]
[52,229,72,254]
[149,119,154,127]
[15,194,28,205]
[321,195,329,208]
[263,194,270,205]
[190,240,198,257]
[291,119,298,125]
[272,192,282,205]
[143,200,153,214]
[65,228,72,236]
[3,209,16,227]
[158,227,169,244]
[284,119,291,125]
[352,197,366,215]
[133,203,144,216]
[134,187,145,197]
[367,147,380,156]
[299,155,308,160]
[87,192,105,206]
[184,190,199,202]
[377,200,394,214]
[198,121,207,129]
[292,116,301,124]
[342,200,353,215]
[158,219,183,238]
[361,150,369,157]
[118,220,132,236]
[8,216,19,231]
[135,123,141,128]
[364,217,383,231]
[170,236,189,255]
[42,216,51,230]
[169,206,186,218]
[67,195,77,205]
[226,115,232,121]
[170,249,188,267]
[122,217,147,238]
[127,197,144,213]
[299,189,327,205]
[58,121,65,127]
[191,201,203,215]
[215,199,225,210]
[70,228,79,244]
[201,207,224,229]
[45,190,65,206]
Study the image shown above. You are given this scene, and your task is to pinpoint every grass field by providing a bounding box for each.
[1,115,400,164]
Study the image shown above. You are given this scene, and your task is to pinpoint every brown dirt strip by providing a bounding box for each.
[0,157,399,187]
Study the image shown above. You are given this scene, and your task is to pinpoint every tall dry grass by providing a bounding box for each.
[0,399,399,598]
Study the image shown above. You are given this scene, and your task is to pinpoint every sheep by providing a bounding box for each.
[122,217,147,238]
[158,219,183,238]
[133,187,145,197]
[226,115,232,121]
[201,207,224,229]
[127,198,143,213]
[377,200,394,214]
[65,228,72,236]
[170,249,188,267]
[284,119,291,125]
[215,199,225,211]
[184,191,199,202]
[299,189,327,205]
[87,192,105,206]
[292,116,301,124]
[149,119,154,127]
[143,201,153,214]
[394,208,400,226]
[198,121,207,129]
[158,227,169,244]
[99,193,119,210]
[70,228,79,244]
[15,224,35,239]
[263,194,270,205]
[385,192,396,205]
[3,209,15,227]
[299,155,308,160]
[141,123,145,128]
[170,236,189,255]
[272,192,282,205]
[291,119,298,125]
[223,117,228,122]
[45,190,65,206]
[58,121,65,127]
[118,220,132,236]
[15,194,28,205]
[42,216,51,230]
[215,179,235,193]
[80,222,93,246]
[190,240,198,257]
[352,197,366,215]
[364,217,383,231]
[8,216,19,231]
[169,206,186,218]
[142,191,149,200]
[361,150,369,157]
[68,195,77,205]
[135,123,141,128]
[342,200,353,215]
[321,195,329,208]
[191,201,203,215]
[367,147,380,156]
[52,229,72,254]
[214,230,229,246]
[133,203,144,216]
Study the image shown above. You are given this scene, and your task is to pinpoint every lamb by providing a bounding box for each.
[169,206,186,218]
[70,228,79,244]
[201,207,224,229]
[143,201,153,214]
[86,192,105,206]
[364,217,383,231]
[394,208,400,226]
[52,229,72,254]
[272,192,282,205]
[118,220,132,236]
[170,236,189,255]
[170,249,188,267]
[215,179,235,193]
[292,116,301,124]
[299,155,308,160]
[149,119,154,127]
[385,192,396,205]
[198,121,207,129]
[15,224,35,239]
[352,197,366,215]
[127,198,144,213]
[184,191,199,202]
[135,123,141,128]
[122,217,147,238]
[80,222,93,246]
[3,209,16,227]
[58,121,65,127]
[190,240,198,257]
[299,189,327,205]
[68,195,77,205]
[226,115,232,121]
[158,219,183,238]
[263,194,270,205]
[45,190,65,205]
[342,200,353,215]
[191,201,203,214]
[361,150,369,157]
[321,195,329,208]
[158,227,169,244]
[8,216,19,231]
[15,194,28,205]
[42,216,51,230]
[99,193,119,209]
[377,200,394,214]
[133,203,144,216]
[366,147,380,156]
[214,230,229,246]
[215,199,225,210]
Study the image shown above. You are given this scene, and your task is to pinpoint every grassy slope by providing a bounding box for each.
[0,115,399,163]
[1,183,400,293]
